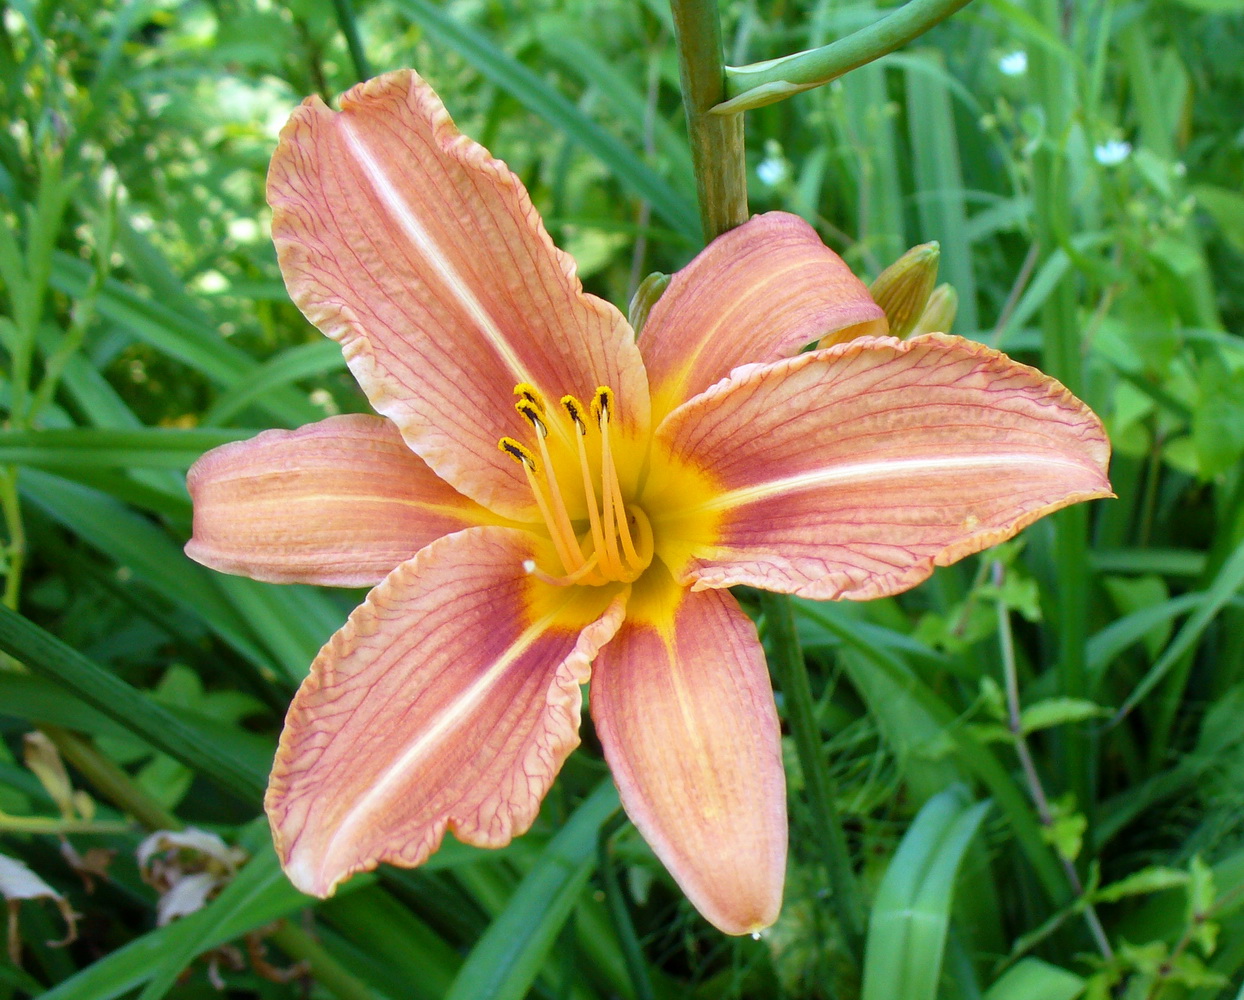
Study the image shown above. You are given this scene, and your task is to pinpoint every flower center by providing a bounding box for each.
[499,383,653,586]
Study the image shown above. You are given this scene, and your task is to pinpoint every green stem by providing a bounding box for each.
[43,725,182,831]
[331,0,371,81]
[759,592,865,955]
[669,0,748,242]
[270,923,383,1000]
[717,0,977,113]
[0,466,25,611]
[1027,0,1094,838]
[598,814,655,1000]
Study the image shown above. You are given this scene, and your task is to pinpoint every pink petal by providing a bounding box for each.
[590,568,787,935]
[268,70,649,519]
[186,415,495,587]
[266,527,627,895]
[637,212,884,422]
[656,334,1113,601]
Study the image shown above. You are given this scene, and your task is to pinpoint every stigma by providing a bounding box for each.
[498,383,652,586]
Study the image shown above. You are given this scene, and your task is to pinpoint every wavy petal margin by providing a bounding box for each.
[657,334,1113,600]
[268,70,649,519]
[638,212,884,423]
[186,415,496,587]
[266,527,627,896]
[590,567,787,935]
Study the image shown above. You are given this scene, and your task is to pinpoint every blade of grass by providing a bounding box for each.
[860,785,991,1000]
[0,603,266,803]
[445,780,618,1000]
[390,0,699,241]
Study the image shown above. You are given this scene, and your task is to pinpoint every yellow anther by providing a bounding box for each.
[515,399,547,437]
[498,437,537,469]
[513,382,547,414]
[590,386,614,423]
[561,395,587,434]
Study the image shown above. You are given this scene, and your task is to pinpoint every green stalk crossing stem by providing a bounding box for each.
[760,592,866,954]
[669,0,748,242]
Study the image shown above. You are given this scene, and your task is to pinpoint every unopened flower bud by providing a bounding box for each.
[628,272,670,336]
[869,242,940,340]
[910,282,958,336]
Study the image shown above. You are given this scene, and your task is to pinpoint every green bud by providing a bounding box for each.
[869,242,940,339]
[627,272,670,336]
[911,282,959,336]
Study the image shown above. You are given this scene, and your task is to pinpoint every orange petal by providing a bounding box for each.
[638,212,883,423]
[268,70,649,519]
[590,567,787,935]
[186,415,496,587]
[657,334,1113,601]
[266,527,627,896]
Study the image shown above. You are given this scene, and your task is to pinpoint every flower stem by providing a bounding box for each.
[759,591,865,957]
[43,725,182,831]
[331,0,371,81]
[270,923,383,1000]
[717,0,978,113]
[669,0,749,242]
[992,563,1113,962]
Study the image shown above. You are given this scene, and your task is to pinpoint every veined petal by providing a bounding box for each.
[268,70,649,519]
[590,567,787,935]
[186,415,497,587]
[266,527,627,896]
[657,334,1113,600]
[637,212,884,423]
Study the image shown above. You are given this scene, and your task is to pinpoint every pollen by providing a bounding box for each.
[498,382,652,587]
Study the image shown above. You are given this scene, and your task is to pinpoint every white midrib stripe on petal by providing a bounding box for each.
[339,118,531,385]
[690,452,1096,513]
[307,607,561,879]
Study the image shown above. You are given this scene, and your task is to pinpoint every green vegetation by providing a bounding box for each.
[2,0,1244,997]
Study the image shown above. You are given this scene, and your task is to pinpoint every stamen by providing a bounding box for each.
[561,395,586,434]
[526,415,580,557]
[498,437,536,469]
[590,386,613,423]
[565,398,609,573]
[513,382,547,414]
[595,392,624,574]
[517,456,584,577]
[523,553,602,587]
[515,398,547,438]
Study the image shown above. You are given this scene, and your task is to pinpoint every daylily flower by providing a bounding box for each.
[185,70,1112,935]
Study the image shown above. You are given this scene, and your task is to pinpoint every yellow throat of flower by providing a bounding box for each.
[499,383,653,586]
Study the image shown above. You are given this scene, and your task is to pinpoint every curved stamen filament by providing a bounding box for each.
[499,436,583,576]
[523,553,601,587]
[501,384,651,584]
[562,395,610,573]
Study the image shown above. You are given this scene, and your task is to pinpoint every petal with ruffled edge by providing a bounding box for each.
[637,212,884,423]
[268,70,649,520]
[266,526,627,896]
[654,334,1113,601]
[186,415,499,587]
[590,565,787,935]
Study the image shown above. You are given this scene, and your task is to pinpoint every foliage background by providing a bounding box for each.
[2,0,1244,997]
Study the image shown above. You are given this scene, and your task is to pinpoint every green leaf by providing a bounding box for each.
[445,780,619,1000]
[860,785,991,1000]
[1114,539,1244,721]
[389,0,699,241]
[983,958,1084,1000]
[0,427,253,469]
[202,340,346,426]
[0,603,266,804]
[1019,698,1110,736]
[1093,866,1188,904]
